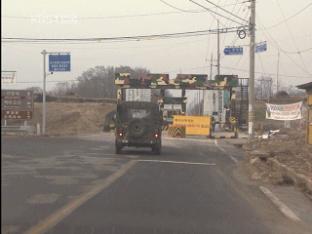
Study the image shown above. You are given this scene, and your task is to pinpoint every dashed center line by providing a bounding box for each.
[24,160,137,234]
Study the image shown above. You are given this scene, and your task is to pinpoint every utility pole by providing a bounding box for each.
[210,53,213,80]
[41,50,47,135]
[260,78,263,100]
[217,20,221,76]
[248,0,256,137]
[276,49,280,93]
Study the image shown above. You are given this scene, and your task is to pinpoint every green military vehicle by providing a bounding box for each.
[115,101,163,154]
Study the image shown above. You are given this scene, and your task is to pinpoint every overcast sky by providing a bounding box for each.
[2,0,312,91]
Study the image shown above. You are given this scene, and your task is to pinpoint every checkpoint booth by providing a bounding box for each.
[115,73,244,138]
[297,82,312,144]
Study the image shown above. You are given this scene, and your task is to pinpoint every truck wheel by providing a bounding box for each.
[152,145,161,155]
[115,143,122,154]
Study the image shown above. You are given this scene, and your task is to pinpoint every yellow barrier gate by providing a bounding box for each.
[172,115,211,137]
[167,126,186,138]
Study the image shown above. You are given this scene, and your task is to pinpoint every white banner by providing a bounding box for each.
[266,102,302,121]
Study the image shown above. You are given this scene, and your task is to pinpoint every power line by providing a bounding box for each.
[203,0,248,23]
[2,37,210,51]
[222,0,247,51]
[159,0,202,13]
[275,0,310,74]
[258,17,312,76]
[259,2,312,30]
[220,65,311,79]
[189,0,246,25]
[165,64,311,79]
[2,1,251,21]
[2,26,248,44]
[204,0,222,72]
[159,0,249,13]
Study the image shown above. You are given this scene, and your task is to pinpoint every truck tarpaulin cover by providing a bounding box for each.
[265,102,303,121]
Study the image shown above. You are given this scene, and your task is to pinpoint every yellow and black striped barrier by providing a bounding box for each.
[168,126,186,138]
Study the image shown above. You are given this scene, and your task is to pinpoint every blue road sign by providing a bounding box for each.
[49,53,71,72]
[224,46,243,55]
[256,41,267,53]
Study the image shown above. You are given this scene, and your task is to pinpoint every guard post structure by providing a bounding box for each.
[114,73,244,138]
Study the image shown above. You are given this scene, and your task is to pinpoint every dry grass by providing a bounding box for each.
[32,102,115,136]
[245,129,312,182]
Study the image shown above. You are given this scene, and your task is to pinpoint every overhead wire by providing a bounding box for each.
[189,0,246,25]
[221,1,249,64]
[2,1,254,21]
[204,0,222,74]
[2,25,248,44]
[159,0,203,13]
[221,0,244,54]
[203,0,248,23]
[258,17,312,77]
[163,64,311,79]
[275,0,310,74]
[259,2,312,30]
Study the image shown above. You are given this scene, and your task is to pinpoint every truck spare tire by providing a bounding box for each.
[128,119,146,138]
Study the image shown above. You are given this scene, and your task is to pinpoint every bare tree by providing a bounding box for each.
[51,66,149,98]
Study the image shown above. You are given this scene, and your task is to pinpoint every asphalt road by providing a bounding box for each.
[2,133,311,234]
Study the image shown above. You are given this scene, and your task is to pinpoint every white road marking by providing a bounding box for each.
[137,159,216,166]
[163,137,214,144]
[24,160,137,234]
[259,186,301,222]
[98,156,139,161]
[214,140,238,164]
[91,153,139,159]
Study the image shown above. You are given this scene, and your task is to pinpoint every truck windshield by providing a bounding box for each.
[127,109,151,119]
[118,107,152,121]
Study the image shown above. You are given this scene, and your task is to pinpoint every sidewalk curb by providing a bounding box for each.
[259,186,301,222]
[269,158,312,196]
[210,135,237,139]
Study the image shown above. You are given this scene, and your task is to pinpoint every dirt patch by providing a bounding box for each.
[32,102,115,135]
[244,129,312,192]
